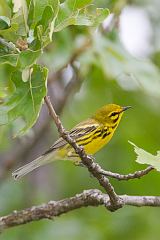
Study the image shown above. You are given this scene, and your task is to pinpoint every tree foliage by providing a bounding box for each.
[0,0,109,135]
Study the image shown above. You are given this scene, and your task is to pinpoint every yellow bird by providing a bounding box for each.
[12,104,131,179]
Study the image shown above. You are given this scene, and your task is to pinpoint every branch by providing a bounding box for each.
[95,166,154,181]
[1,189,160,230]
[44,96,122,210]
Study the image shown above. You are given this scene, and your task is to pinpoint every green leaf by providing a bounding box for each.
[34,5,54,46]
[0,64,48,136]
[12,6,28,37]
[51,0,59,17]
[0,23,18,42]
[28,0,34,28]
[0,53,18,66]
[6,0,14,15]
[129,141,160,171]
[0,2,28,42]
[28,1,59,48]
[66,0,93,9]
[77,7,110,27]
[18,49,41,69]
[31,0,59,29]
[32,1,51,26]
[38,5,54,31]
[0,16,10,30]
[54,3,109,32]
[0,49,41,69]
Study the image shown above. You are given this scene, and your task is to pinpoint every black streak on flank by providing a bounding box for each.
[77,129,100,143]
[92,132,102,140]
[102,131,111,139]
[80,139,92,146]
[111,123,117,129]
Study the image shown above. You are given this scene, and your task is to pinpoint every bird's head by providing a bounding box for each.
[93,104,131,126]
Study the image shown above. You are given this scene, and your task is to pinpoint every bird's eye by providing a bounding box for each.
[109,112,118,117]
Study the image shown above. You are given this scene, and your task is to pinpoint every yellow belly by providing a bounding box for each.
[83,131,114,155]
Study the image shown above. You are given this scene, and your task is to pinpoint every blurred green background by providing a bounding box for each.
[1,0,160,239]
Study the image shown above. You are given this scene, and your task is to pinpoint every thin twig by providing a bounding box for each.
[1,189,160,231]
[97,166,154,181]
[44,96,122,211]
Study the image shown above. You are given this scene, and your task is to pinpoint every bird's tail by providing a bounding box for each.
[12,152,57,180]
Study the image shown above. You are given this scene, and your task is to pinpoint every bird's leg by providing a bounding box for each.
[74,161,86,167]
[68,151,95,178]
[74,160,93,177]
[74,154,96,167]
[67,151,85,167]
[76,155,95,178]
[87,154,96,162]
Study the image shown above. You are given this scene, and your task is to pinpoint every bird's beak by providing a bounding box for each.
[122,106,132,112]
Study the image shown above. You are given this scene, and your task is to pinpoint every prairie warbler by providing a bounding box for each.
[12,104,131,179]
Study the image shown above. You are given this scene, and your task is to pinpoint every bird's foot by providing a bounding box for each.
[88,154,96,162]
[74,161,86,167]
